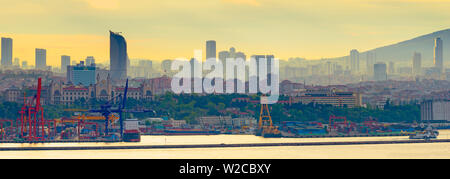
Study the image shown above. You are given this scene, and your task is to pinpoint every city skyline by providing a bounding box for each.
[1,31,447,85]
[1,0,450,67]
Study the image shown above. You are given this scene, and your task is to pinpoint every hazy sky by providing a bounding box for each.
[1,0,450,67]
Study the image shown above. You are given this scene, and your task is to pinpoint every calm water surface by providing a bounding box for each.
[0,130,449,159]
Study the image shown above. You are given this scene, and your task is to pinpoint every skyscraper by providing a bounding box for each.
[110,31,128,81]
[85,56,95,66]
[218,47,247,80]
[138,59,152,78]
[251,55,274,87]
[35,48,47,70]
[388,61,395,74]
[13,58,20,67]
[161,59,172,75]
[21,61,27,69]
[350,49,360,73]
[206,40,216,60]
[366,51,376,76]
[266,55,274,75]
[412,52,422,77]
[61,55,71,73]
[235,52,246,60]
[1,37,13,67]
[218,51,229,64]
[374,62,387,81]
[252,55,266,77]
[434,37,443,74]
[218,51,230,79]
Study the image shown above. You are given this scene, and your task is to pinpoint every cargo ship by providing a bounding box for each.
[163,128,221,135]
[123,119,141,142]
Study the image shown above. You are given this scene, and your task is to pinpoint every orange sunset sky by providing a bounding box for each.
[1,0,450,67]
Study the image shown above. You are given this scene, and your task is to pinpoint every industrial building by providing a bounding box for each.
[421,100,450,127]
[291,88,362,108]
[197,116,256,130]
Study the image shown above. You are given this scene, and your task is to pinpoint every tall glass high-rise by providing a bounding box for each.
[110,31,128,81]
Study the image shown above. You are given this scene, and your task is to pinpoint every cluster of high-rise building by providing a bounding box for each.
[3,30,446,87]
[56,31,128,90]
[1,31,448,102]
[0,31,128,84]
[343,37,446,82]
[403,37,446,81]
[62,31,130,88]
[2,31,449,114]
[188,39,275,85]
[128,59,154,79]
[1,36,48,70]
[218,47,247,80]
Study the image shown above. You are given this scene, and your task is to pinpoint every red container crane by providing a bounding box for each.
[18,78,48,141]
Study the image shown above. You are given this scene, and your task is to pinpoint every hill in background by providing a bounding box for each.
[324,29,450,65]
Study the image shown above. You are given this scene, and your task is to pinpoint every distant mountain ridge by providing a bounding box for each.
[328,28,450,63]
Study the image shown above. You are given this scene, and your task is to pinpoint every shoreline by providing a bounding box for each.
[0,133,411,144]
[0,139,449,151]
[141,133,410,138]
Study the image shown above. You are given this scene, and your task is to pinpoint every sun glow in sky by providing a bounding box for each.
[1,0,450,67]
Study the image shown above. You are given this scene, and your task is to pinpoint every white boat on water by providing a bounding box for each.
[409,124,439,140]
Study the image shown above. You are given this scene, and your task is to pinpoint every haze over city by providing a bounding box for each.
[1,0,450,66]
[0,0,450,162]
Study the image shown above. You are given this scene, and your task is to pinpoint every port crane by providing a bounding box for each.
[256,96,281,137]
[88,79,129,138]
[88,79,156,139]
[18,78,53,141]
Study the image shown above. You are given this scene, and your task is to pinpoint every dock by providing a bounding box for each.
[0,139,449,151]
[0,140,121,144]
[274,133,410,138]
